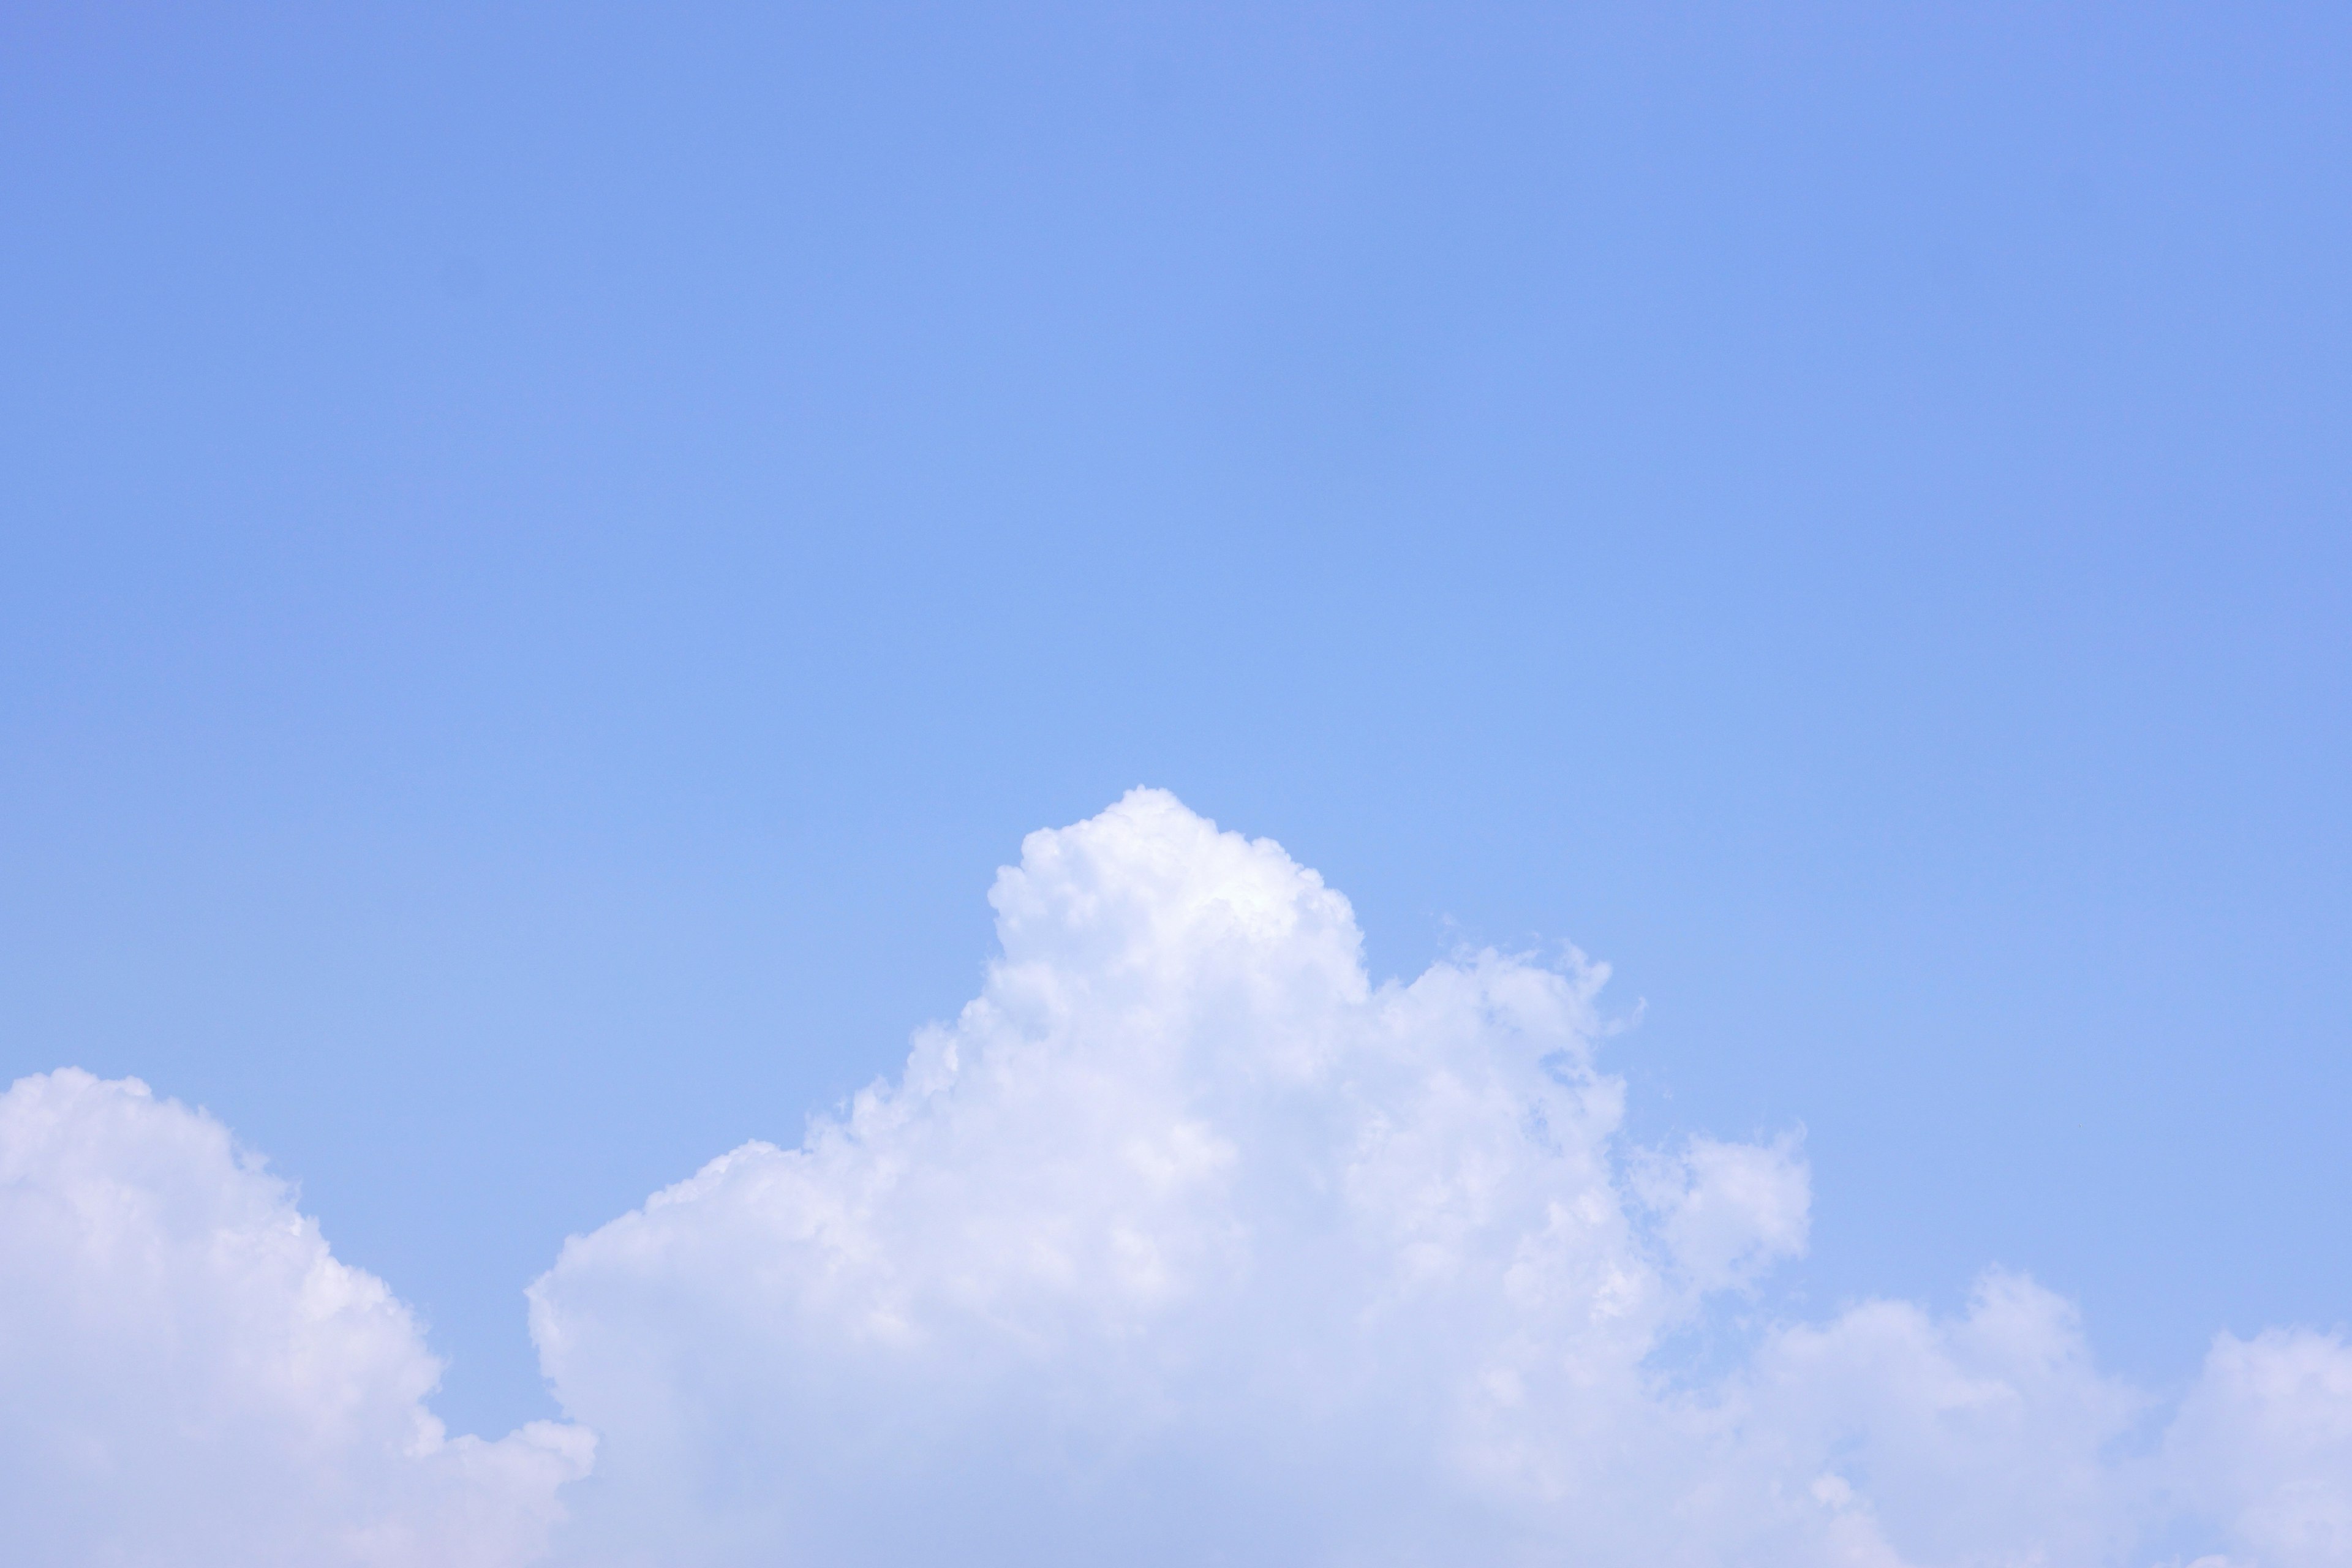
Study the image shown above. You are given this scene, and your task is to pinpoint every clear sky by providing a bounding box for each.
[3,6,2348,1560]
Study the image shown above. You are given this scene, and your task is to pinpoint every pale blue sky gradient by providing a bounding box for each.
[4,2,2347,1439]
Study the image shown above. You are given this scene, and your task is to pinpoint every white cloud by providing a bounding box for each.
[522,790,2352,1565]
[7,790,2347,1565]
[0,1068,590,1567]
[2166,1328,2352,1568]
[1737,1271,2150,1566]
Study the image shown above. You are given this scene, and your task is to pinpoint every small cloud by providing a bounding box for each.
[0,1069,589,1566]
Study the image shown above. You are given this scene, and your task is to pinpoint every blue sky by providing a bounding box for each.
[3,6,2348,1558]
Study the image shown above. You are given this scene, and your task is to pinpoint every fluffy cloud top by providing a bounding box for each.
[530,789,1814,1564]
[5,790,2347,1565]
[0,1069,590,1567]
[523,790,2346,1566]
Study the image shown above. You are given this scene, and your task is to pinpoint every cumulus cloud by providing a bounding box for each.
[7,790,2347,1565]
[520,790,2352,1566]
[1737,1271,2150,1566]
[531,790,1757,1564]
[2166,1329,2352,1567]
[0,1068,590,1567]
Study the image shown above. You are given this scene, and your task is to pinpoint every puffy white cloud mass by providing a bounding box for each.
[6,790,2348,1566]
[522,790,2349,1567]
[0,1068,591,1567]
